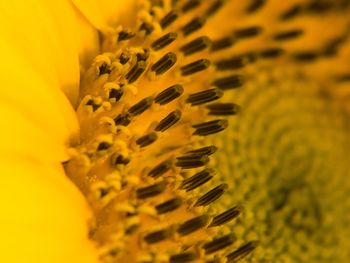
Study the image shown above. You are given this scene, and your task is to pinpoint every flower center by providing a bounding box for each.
[64,0,350,262]
[205,67,350,262]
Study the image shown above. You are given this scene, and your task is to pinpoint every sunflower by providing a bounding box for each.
[1,0,350,262]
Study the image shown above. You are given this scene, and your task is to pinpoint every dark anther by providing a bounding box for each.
[233,26,263,39]
[180,168,215,191]
[185,145,217,156]
[118,30,135,41]
[273,29,303,41]
[226,241,259,262]
[155,84,184,105]
[155,110,182,132]
[181,17,206,36]
[180,59,211,76]
[280,5,302,21]
[86,99,101,111]
[139,22,154,35]
[125,224,139,235]
[151,52,177,75]
[98,188,111,200]
[177,215,210,236]
[155,198,183,214]
[194,184,228,206]
[151,32,178,51]
[175,155,209,169]
[340,0,350,8]
[144,229,171,244]
[323,36,346,57]
[180,36,211,56]
[125,61,147,83]
[170,252,197,263]
[291,51,319,62]
[160,10,179,29]
[97,142,112,151]
[259,48,285,59]
[206,103,241,116]
[209,206,242,227]
[125,211,137,217]
[99,63,112,76]
[206,0,225,16]
[111,154,130,166]
[128,97,153,116]
[246,0,266,13]
[335,74,350,82]
[148,159,172,178]
[136,132,158,148]
[306,1,333,13]
[243,52,258,62]
[186,88,223,106]
[192,119,228,136]
[181,0,201,13]
[108,88,123,101]
[214,55,250,71]
[114,113,131,126]
[136,48,150,62]
[203,234,236,255]
[212,75,244,90]
[136,181,167,199]
[105,248,119,258]
[211,36,235,52]
[119,53,130,64]
[99,188,109,198]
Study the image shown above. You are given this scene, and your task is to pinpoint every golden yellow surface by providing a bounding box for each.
[0,0,102,262]
[1,0,350,262]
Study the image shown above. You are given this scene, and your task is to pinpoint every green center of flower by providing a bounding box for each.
[206,66,350,262]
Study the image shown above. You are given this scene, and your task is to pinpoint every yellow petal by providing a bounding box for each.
[73,5,100,71]
[0,0,82,105]
[72,0,137,31]
[0,102,67,163]
[0,2,100,262]
[0,36,78,162]
[0,156,99,263]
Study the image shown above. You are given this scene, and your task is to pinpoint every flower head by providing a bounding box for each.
[1,0,350,262]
